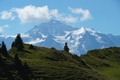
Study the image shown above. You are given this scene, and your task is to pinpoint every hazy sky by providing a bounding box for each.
[0,0,120,35]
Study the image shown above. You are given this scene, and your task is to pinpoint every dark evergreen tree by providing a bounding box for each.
[0,44,1,53]
[11,41,15,48]
[0,48,1,54]
[64,42,69,52]
[29,44,34,49]
[14,53,22,69]
[17,43,24,51]
[1,41,9,57]
[14,34,24,51]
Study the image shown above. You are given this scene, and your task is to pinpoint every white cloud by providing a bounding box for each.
[50,9,78,23]
[68,7,93,21]
[12,5,51,23]
[50,9,62,20]
[11,5,78,23]
[0,24,10,33]
[7,5,93,23]
[0,11,15,20]
[0,27,4,32]
[61,15,78,23]
[3,24,10,28]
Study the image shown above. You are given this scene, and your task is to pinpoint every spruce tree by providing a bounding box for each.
[11,41,15,48]
[64,42,69,52]
[29,44,34,49]
[1,41,9,57]
[14,34,24,51]
[14,53,22,68]
[17,43,24,51]
[0,44,1,53]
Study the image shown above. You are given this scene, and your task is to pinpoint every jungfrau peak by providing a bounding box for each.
[1,19,120,55]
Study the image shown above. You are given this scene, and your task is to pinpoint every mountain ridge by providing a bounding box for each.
[1,19,120,55]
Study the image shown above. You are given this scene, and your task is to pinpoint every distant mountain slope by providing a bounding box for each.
[1,19,120,55]
[81,47,120,80]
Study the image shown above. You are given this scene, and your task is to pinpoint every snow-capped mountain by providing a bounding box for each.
[26,19,78,36]
[1,19,120,55]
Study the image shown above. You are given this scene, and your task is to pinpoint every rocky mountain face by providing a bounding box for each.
[1,20,120,55]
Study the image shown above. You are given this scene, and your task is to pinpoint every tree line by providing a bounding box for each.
[0,33,70,64]
[0,33,70,56]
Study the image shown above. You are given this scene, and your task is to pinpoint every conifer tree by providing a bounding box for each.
[64,42,69,52]
[14,53,22,68]
[1,41,9,57]
[0,44,1,53]
[14,34,24,51]
[29,44,34,49]
[11,41,14,48]
[17,43,24,51]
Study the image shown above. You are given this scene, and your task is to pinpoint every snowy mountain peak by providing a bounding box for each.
[73,27,86,35]
[86,28,97,33]
[27,19,78,36]
[1,19,120,56]
[80,27,86,33]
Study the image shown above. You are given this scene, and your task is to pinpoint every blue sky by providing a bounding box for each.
[0,0,120,35]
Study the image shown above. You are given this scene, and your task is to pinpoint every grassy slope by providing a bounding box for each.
[2,44,120,80]
[8,44,107,80]
[81,47,120,80]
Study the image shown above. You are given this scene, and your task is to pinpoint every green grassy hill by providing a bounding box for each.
[0,44,107,80]
[1,43,120,80]
[81,47,120,80]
